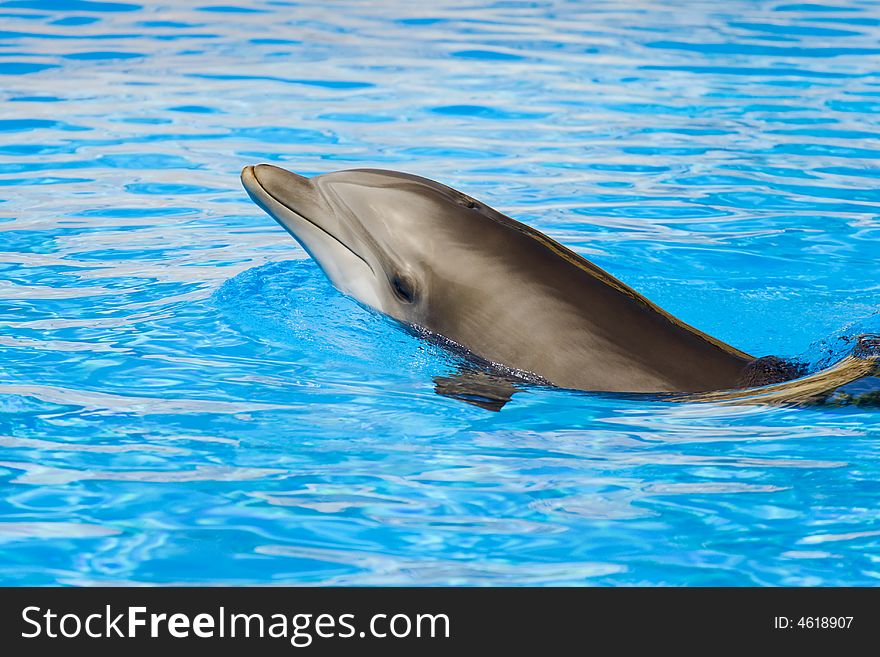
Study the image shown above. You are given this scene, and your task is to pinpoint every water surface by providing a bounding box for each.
[0,0,879,585]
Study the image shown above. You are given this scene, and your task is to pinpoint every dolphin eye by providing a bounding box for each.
[391,275,415,303]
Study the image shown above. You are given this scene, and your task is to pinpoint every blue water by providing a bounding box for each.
[1,0,879,586]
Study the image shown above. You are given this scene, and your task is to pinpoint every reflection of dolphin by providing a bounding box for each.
[241,164,878,408]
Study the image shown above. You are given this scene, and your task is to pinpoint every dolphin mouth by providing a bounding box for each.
[241,164,373,273]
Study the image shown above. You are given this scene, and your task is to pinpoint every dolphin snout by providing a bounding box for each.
[249,163,310,188]
[241,163,321,219]
[242,163,310,197]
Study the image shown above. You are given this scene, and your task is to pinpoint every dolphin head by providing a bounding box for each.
[241,164,511,326]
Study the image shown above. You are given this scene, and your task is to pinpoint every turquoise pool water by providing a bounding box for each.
[1,0,879,586]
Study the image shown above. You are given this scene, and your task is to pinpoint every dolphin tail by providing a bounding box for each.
[687,334,880,407]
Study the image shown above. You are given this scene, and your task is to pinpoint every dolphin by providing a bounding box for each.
[240,164,878,407]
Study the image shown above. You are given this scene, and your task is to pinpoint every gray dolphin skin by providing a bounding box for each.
[240,164,878,403]
[242,164,757,393]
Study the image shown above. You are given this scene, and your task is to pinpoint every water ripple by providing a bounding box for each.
[0,0,878,585]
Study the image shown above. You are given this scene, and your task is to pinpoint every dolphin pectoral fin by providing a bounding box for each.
[432,366,520,412]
